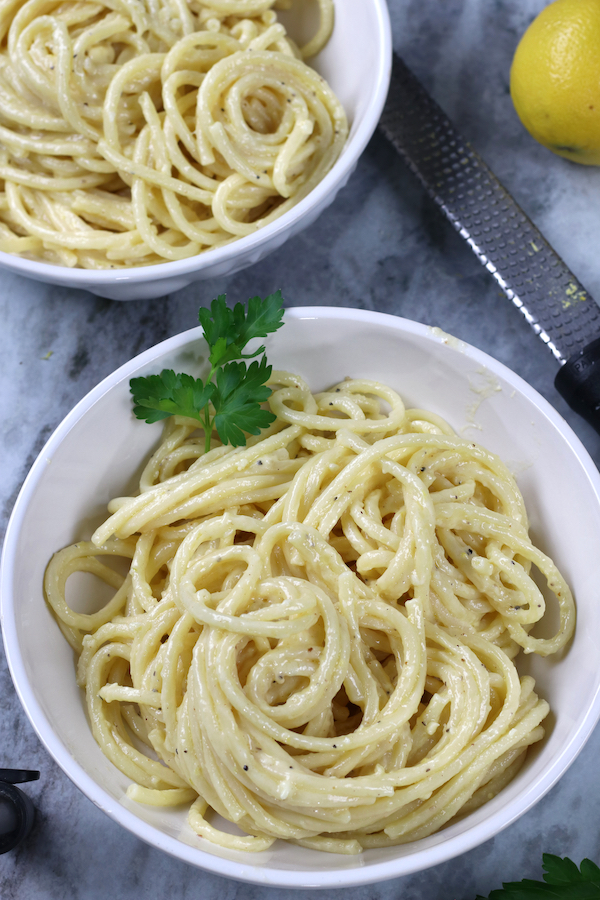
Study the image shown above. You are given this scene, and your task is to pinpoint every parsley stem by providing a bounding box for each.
[203,407,213,454]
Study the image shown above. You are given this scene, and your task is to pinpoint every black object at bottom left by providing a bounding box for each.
[0,768,40,854]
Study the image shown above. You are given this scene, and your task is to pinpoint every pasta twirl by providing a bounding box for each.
[45,373,575,853]
[0,0,346,267]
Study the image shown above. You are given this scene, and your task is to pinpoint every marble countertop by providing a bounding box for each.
[3,1,600,897]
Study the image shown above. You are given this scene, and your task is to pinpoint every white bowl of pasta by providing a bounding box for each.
[4,305,600,887]
[0,0,390,300]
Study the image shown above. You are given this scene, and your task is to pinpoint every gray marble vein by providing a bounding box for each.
[3,1,600,897]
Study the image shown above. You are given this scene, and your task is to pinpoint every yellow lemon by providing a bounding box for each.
[510,0,600,165]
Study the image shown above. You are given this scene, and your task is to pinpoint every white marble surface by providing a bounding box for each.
[3,0,600,896]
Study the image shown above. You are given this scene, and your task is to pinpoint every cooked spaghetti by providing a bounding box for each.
[0,0,347,267]
[45,372,575,853]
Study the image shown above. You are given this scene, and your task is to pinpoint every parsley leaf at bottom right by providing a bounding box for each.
[475,855,600,899]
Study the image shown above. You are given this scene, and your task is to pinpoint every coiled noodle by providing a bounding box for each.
[0,0,346,267]
[45,372,575,853]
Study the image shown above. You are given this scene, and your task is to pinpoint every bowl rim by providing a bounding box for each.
[4,305,600,887]
[0,0,392,287]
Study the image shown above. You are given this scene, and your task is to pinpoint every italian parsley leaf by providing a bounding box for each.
[199,289,285,370]
[475,856,600,900]
[130,291,284,451]
[214,358,276,447]
[130,371,215,424]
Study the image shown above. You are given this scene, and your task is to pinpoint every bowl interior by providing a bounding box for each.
[0,0,391,298]
[4,308,600,887]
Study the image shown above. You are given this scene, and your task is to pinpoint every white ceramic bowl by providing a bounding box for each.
[4,307,600,887]
[0,1,391,301]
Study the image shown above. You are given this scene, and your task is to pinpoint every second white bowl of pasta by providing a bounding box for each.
[4,305,600,887]
[0,0,390,300]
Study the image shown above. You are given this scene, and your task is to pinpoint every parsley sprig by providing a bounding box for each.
[130,290,285,453]
[476,855,600,899]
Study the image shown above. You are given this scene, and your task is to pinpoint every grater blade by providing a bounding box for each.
[379,53,600,365]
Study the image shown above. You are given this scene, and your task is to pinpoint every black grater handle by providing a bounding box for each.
[555,339,600,434]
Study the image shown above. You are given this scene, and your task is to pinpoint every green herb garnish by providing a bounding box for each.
[130,290,285,453]
[476,855,600,899]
